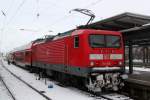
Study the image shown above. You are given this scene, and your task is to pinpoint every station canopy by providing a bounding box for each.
[79,12,150,45]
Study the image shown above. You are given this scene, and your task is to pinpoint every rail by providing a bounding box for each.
[0,60,52,100]
[0,76,16,100]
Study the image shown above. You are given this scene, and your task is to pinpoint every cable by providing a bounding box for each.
[83,0,103,9]
[0,0,26,52]
[38,15,70,33]
[6,0,16,16]
[36,0,40,18]
[41,0,104,31]
[0,0,26,35]
[0,0,15,29]
[0,16,7,52]
[0,0,13,52]
[6,0,26,26]
[46,0,64,8]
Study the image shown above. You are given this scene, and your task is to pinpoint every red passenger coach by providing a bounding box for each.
[10,29,127,92]
[12,43,32,67]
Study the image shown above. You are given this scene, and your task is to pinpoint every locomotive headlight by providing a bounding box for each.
[110,54,123,60]
[90,61,94,66]
[118,61,122,65]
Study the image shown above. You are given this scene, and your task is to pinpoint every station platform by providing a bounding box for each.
[126,71,150,87]
[124,70,150,100]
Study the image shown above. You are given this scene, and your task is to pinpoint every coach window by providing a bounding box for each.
[25,52,29,55]
[74,36,79,48]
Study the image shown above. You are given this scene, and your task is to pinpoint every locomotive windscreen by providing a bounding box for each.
[89,35,121,48]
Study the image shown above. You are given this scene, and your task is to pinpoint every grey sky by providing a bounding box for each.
[0,0,150,52]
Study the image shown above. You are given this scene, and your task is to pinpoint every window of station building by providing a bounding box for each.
[74,36,79,48]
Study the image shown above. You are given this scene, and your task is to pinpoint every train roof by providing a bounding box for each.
[11,35,55,53]
[53,29,121,40]
[72,29,121,36]
[12,42,33,52]
[33,35,55,44]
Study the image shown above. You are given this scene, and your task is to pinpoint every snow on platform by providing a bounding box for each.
[126,66,150,75]
[132,67,150,72]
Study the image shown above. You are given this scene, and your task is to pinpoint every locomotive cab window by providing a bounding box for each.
[106,35,121,48]
[89,34,121,48]
[89,35,105,48]
[74,36,79,48]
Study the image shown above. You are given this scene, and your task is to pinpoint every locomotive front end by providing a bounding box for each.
[85,31,127,92]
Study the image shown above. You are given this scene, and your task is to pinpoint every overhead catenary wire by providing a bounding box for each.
[6,0,26,26]
[1,10,6,17]
[83,0,103,9]
[0,0,26,52]
[2,0,103,37]
[6,0,16,16]
[0,0,104,52]
[40,0,103,32]
[0,0,26,33]
[0,0,16,31]
[0,10,7,52]
[36,0,40,18]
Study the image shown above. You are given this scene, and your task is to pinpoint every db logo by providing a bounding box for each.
[103,54,110,59]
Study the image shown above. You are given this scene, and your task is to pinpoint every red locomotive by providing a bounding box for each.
[9,29,127,92]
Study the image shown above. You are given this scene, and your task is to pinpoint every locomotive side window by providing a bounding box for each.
[74,36,79,48]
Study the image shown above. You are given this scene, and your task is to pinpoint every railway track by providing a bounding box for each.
[1,60,132,100]
[0,60,52,100]
[100,93,132,100]
[0,76,16,100]
[56,83,131,100]
[56,82,132,100]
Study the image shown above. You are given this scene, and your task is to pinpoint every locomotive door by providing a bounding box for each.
[64,44,69,72]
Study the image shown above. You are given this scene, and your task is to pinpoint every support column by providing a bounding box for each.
[129,41,133,74]
[143,47,148,67]
[146,47,149,64]
[143,47,146,64]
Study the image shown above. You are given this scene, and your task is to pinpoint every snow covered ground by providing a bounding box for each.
[0,59,96,100]
[126,66,150,72]
[0,79,13,100]
[0,58,132,100]
[0,62,50,100]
